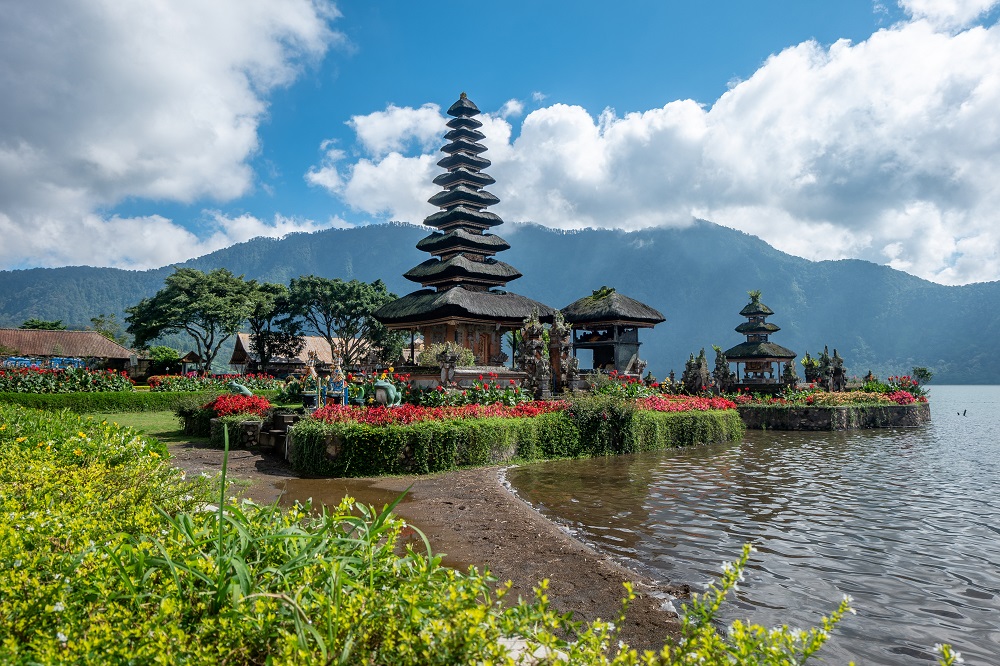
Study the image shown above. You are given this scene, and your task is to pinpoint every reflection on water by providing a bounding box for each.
[507,386,1000,664]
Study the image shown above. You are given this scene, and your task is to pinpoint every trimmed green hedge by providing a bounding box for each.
[0,390,280,413]
[290,408,744,477]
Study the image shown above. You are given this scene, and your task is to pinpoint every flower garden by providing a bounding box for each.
[0,363,957,663]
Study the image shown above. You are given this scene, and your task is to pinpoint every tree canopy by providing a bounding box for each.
[125,268,254,371]
[20,318,67,330]
[89,313,129,346]
[246,281,304,371]
[288,276,400,367]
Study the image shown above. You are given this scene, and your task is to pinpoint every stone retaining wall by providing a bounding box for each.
[738,402,930,430]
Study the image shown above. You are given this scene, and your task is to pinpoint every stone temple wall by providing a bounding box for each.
[738,402,931,430]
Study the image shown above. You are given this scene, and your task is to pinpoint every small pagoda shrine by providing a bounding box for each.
[561,286,665,374]
[722,290,796,390]
[374,93,554,366]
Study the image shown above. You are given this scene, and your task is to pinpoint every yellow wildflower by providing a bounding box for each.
[74,449,83,456]
[15,436,27,443]
[77,432,87,438]
[150,451,160,458]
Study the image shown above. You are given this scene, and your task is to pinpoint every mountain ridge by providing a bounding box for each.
[1,221,995,383]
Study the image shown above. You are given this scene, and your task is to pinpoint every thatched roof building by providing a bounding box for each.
[560,287,664,373]
[374,93,553,366]
[0,328,138,372]
[722,290,796,385]
[0,328,134,359]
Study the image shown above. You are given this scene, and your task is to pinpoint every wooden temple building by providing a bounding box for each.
[722,290,796,388]
[561,287,665,373]
[373,93,554,365]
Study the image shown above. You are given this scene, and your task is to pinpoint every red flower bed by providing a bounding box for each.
[311,401,568,427]
[203,394,273,418]
[635,395,738,412]
[887,390,916,405]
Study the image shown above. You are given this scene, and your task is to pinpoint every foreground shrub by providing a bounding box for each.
[0,405,959,664]
[148,373,283,392]
[292,402,743,477]
[0,390,241,413]
[202,394,272,418]
[311,401,565,426]
[291,414,580,476]
[0,366,135,393]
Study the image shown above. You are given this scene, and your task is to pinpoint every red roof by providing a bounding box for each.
[0,329,135,359]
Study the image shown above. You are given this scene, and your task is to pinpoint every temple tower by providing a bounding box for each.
[374,93,553,366]
[722,290,796,390]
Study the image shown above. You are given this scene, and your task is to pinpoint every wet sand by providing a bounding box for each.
[168,441,685,651]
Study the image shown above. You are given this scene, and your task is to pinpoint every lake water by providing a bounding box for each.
[506,386,1000,664]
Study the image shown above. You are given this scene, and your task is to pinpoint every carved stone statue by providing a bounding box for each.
[830,348,847,392]
[712,345,735,394]
[517,308,551,399]
[682,348,712,394]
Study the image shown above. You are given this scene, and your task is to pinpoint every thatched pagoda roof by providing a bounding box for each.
[373,287,554,327]
[424,206,503,231]
[427,185,499,210]
[416,230,510,255]
[735,321,781,334]
[440,138,487,155]
[432,168,495,189]
[404,255,521,286]
[561,287,665,327]
[444,127,486,142]
[739,300,774,316]
[446,116,482,131]
[447,93,480,117]
[722,341,796,360]
[437,152,491,171]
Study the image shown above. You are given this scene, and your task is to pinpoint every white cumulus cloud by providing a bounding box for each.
[0,0,343,269]
[899,0,1000,29]
[318,15,1000,285]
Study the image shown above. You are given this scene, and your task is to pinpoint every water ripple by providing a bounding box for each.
[507,386,1000,665]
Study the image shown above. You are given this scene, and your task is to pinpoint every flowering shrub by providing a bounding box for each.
[200,394,272,418]
[730,384,929,407]
[311,401,567,427]
[1,404,958,664]
[408,373,532,407]
[147,373,282,392]
[887,374,927,398]
[591,370,657,399]
[0,367,134,393]
[636,395,738,412]
[887,390,916,405]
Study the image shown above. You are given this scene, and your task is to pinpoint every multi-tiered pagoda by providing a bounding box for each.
[374,93,553,366]
[722,290,796,388]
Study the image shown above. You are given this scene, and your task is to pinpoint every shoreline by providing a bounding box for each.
[168,441,685,651]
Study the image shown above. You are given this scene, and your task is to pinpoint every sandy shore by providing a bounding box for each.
[168,441,686,651]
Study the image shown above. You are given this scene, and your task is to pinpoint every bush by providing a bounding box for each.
[0,366,135,393]
[147,373,284,392]
[0,390,280,414]
[289,403,744,477]
[0,404,957,664]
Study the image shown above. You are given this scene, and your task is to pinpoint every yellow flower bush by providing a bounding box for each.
[0,404,959,665]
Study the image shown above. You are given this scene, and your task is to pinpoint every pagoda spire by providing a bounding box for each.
[403,93,521,292]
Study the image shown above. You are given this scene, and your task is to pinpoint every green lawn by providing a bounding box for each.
[93,410,206,445]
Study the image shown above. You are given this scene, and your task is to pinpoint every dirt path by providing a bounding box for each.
[168,441,685,651]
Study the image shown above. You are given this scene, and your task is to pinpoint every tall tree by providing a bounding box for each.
[89,313,130,346]
[246,281,304,372]
[288,276,400,367]
[125,268,254,371]
[20,318,67,330]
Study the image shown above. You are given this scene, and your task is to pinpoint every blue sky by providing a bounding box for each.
[2,1,1000,284]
